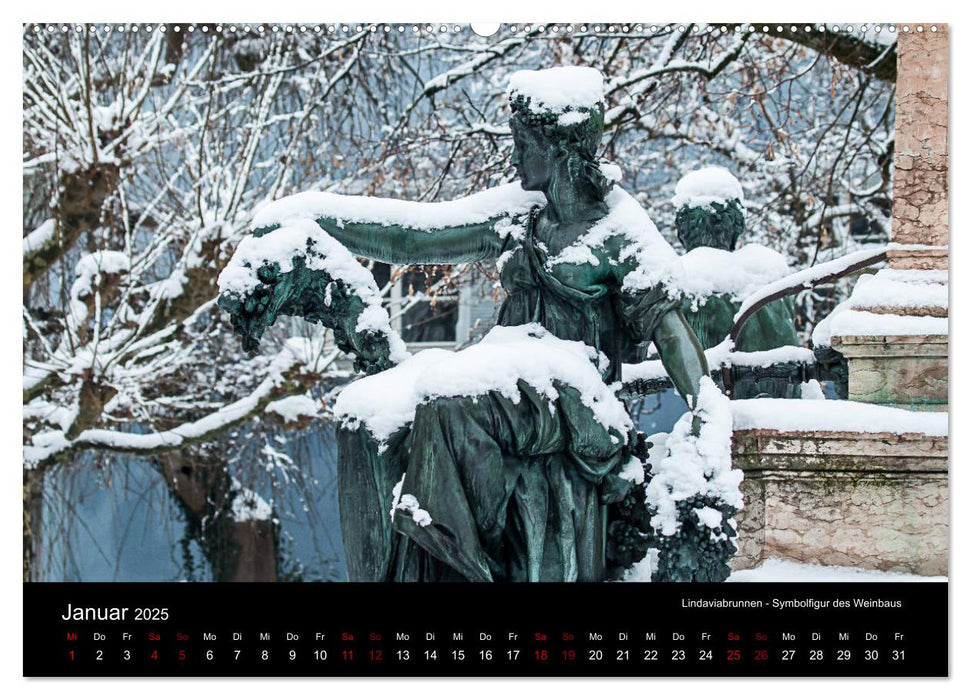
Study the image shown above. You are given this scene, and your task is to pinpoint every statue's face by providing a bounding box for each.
[510,121,555,191]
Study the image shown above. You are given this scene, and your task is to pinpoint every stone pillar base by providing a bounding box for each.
[831,334,948,410]
[732,428,948,576]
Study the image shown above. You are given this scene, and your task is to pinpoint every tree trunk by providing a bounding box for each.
[23,468,45,582]
[158,449,278,582]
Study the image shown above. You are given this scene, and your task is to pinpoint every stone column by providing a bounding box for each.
[830,26,949,409]
[888,25,948,270]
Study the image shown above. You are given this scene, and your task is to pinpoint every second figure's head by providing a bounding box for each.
[672,166,746,252]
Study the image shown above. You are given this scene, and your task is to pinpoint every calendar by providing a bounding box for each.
[22,20,950,681]
[24,583,948,676]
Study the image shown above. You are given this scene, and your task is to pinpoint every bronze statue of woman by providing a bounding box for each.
[219,67,724,583]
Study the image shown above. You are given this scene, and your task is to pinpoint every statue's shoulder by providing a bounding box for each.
[601,187,685,297]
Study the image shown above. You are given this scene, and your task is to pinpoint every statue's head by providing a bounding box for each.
[507,67,610,199]
[671,167,746,252]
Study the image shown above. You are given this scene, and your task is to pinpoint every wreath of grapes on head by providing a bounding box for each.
[508,93,604,149]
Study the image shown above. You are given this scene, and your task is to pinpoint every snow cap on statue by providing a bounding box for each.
[672,166,745,211]
[507,66,605,128]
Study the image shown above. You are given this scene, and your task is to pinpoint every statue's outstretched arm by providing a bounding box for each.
[306,217,507,265]
[219,184,543,366]
[250,184,544,265]
[652,309,709,409]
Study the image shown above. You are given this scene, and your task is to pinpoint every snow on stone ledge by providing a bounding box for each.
[333,323,631,445]
[251,182,545,233]
[846,268,948,311]
[506,66,605,113]
[671,166,744,210]
[624,555,946,583]
[811,265,948,347]
[731,399,947,437]
[813,307,948,347]
[680,244,791,303]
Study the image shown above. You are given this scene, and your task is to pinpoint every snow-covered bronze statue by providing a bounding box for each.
[673,167,802,399]
[218,67,742,583]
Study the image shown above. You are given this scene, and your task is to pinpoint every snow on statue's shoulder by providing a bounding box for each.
[506,66,605,113]
[548,186,684,295]
[672,166,744,210]
[250,182,545,233]
[333,323,631,446]
[680,244,791,302]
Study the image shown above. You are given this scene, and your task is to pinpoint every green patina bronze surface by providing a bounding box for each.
[220,89,730,583]
[676,198,802,399]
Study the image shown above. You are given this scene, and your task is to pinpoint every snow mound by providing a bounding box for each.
[334,323,632,445]
[672,166,744,210]
[680,244,791,302]
[728,557,944,583]
[506,66,605,114]
[645,377,742,537]
[731,398,947,436]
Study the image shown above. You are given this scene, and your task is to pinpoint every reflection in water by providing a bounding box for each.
[41,426,346,582]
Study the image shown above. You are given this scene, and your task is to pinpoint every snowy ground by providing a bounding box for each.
[726,557,946,583]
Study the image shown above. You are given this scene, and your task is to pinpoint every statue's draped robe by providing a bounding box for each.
[682,294,801,399]
[338,214,679,581]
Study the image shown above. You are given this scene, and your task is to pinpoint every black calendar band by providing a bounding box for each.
[24,582,948,677]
